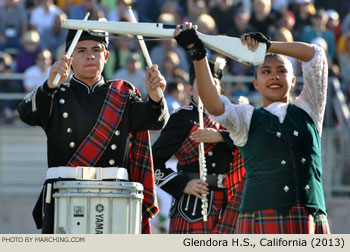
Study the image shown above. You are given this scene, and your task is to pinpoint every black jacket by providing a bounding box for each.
[17,76,169,168]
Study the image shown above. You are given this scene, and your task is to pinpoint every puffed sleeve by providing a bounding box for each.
[209,95,254,147]
[294,45,328,135]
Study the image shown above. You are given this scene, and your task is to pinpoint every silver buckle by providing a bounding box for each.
[217,174,225,188]
[76,167,102,180]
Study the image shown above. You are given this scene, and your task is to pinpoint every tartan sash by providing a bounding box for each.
[66,80,158,234]
[67,80,128,166]
[174,113,220,165]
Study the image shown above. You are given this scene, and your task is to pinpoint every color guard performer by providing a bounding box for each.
[174,23,330,234]
[17,28,169,234]
[152,59,245,233]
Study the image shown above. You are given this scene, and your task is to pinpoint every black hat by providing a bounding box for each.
[189,57,226,86]
[65,29,109,52]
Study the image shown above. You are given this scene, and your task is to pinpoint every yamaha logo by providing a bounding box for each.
[95,204,104,213]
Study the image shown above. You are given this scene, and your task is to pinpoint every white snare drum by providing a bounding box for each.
[53,181,143,234]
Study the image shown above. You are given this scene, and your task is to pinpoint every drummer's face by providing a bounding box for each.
[71,40,109,85]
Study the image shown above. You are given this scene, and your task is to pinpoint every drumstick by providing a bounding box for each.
[127,6,163,99]
[52,12,90,86]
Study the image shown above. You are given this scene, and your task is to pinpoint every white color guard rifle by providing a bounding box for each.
[61,20,266,66]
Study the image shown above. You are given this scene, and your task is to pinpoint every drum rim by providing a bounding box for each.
[53,180,144,190]
[53,192,144,199]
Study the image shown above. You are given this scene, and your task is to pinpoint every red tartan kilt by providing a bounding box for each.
[169,190,225,234]
[212,177,246,234]
[235,203,330,234]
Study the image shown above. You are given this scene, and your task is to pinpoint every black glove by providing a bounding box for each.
[175,29,207,61]
[244,32,271,50]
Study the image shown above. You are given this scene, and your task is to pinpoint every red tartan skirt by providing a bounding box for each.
[212,177,246,234]
[235,203,330,234]
[169,190,225,234]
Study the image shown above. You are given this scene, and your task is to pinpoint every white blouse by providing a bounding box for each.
[210,45,328,147]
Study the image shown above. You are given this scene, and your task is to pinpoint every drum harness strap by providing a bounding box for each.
[46,166,129,181]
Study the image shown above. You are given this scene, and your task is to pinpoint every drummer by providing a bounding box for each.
[17,23,169,234]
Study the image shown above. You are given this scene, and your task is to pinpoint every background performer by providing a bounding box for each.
[152,58,245,233]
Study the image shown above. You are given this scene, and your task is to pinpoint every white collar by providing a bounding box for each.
[264,102,289,123]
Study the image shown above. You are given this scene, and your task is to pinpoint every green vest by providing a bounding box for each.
[239,104,326,216]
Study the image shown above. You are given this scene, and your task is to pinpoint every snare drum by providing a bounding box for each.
[53,181,143,234]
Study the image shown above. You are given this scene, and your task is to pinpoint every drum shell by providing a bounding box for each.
[53,181,143,234]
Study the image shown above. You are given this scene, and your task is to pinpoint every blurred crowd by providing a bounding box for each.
[1,0,350,123]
